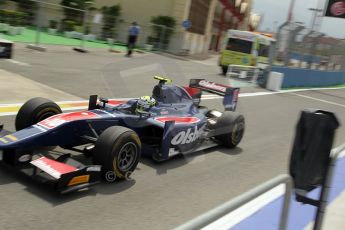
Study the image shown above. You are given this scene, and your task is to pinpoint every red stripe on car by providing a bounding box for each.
[183,86,201,97]
[106,100,126,106]
[155,116,200,124]
[38,111,100,129]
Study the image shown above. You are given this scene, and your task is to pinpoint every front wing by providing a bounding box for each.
[0,125,101,194]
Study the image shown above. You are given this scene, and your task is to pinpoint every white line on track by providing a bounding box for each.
[6,59,30,66]
[291,93,345,108]
[1,87,345,116]
[202,87,345,99]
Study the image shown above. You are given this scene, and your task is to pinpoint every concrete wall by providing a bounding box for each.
[272,66,345,88]
[177,0,217,55]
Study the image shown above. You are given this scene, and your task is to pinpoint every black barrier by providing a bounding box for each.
[289,109,340,230]
[0,39,13,59]
[290,110,339,192]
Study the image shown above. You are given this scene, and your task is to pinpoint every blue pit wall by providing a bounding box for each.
[271,66,345,89]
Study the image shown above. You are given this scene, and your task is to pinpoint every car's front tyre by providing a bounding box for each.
[93,126,141,182]
[15,97,62,131]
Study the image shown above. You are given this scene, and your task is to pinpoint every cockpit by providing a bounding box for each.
[152,84,192,104]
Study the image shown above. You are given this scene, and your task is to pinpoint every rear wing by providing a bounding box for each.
[189,79,240,111]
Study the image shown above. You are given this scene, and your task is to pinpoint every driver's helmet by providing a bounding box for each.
[136,96,156,114]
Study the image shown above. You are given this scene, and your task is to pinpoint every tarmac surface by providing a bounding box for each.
[0,45,345,230]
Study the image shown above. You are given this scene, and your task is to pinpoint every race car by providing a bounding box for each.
[0,76,245,193]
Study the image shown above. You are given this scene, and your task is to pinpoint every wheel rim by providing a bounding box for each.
[232,121,244,143]
[116,142,137,171]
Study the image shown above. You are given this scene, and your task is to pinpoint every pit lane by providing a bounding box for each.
[1,89,345,230]
[0,46,345,230]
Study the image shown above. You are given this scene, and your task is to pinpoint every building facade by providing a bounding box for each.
[96,0,254,54]
[6,0,256,54]
[50,0,255,54]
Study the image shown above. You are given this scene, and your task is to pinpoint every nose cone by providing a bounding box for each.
[0,124,47,149]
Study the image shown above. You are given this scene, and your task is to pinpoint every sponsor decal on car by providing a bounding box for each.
[30,157,77,179]
[160,110,169,115]
[0,138,8,143]
[168,148,180,157]
[4,135,17,142]
[199,80,228,93]
[68,175,90,186]
[38,111,100,129]
[171,125,203,145]
[86,166,101,172]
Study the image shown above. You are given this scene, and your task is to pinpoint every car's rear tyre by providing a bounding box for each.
[93,126,141,182]
[215,113,245,148]
[15,97,62,131]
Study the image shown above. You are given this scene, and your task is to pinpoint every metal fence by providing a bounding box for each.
[274,22,345,71]
[0,0,182,53]
[175,174,293,230]
[176,142,345,230]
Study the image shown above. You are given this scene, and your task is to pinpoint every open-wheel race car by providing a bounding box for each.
[0,76,245,193]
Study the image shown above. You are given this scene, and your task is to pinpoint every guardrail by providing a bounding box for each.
[175,174,293,230]
[271,66,345,88]
[176,142,345,230]
[313,142,345,230]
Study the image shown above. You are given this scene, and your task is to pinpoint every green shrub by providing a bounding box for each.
[0,10,27,26]
[150,16,176,47]
[146,36,158,45]
[74,25,83,33]
[16,0,38,25]
[0,10,15,25]
[15,11,28,26]
[60,0,94,24]
[101,5,121,40]
[61,19,77,32]
[0,10,5,23]
[49,20,58,29]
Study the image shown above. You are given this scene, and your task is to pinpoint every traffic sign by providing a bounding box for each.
[182,20,192,29]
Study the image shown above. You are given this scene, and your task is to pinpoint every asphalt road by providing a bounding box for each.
[0,44,264,101]
[0,45,345,230]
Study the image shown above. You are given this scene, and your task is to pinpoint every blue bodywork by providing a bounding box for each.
[0,78,240,193]
[0,79,240,161]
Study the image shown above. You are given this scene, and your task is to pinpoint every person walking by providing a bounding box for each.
[126,22,140,57]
